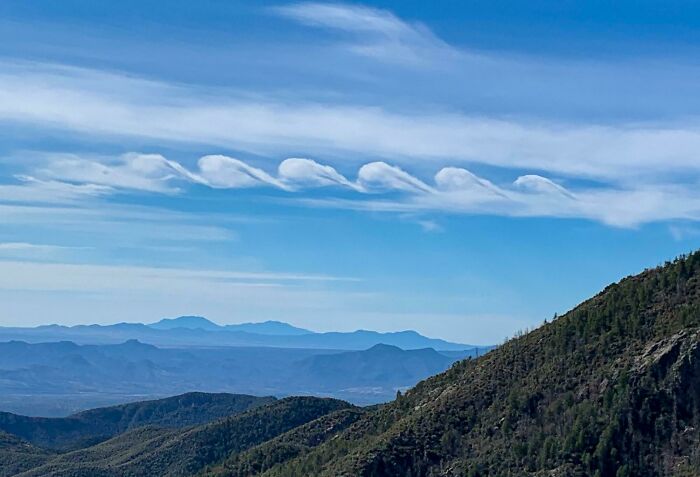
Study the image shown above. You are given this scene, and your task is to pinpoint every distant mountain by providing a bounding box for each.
[224,320,312,336]
[149,317,311,335]
[280,329,473,351]
[0,392,274,451]
[296,344,455,391]
[0,321,476,351]
[149,316,221,331]
[0,339,477,414]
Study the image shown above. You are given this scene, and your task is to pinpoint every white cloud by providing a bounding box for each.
[4,61,700,184]
[278,158,359,190]
[513,174,574,198]
[0,175,112,204]
[434,167,506,198]
[35,153,201,193]
[357,161,433,193]
[0,242,74,252]
[273,2,454,66]
[197,155,289,190]
[7,151,700,227]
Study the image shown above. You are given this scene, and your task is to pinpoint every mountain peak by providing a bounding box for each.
[224,320,313,336]
[149,316,220,331]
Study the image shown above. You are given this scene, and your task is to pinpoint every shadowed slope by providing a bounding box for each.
[0,392,274,451]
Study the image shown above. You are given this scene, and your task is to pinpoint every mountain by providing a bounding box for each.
[256,251,700,477]
[296,344,455,391]
[0,392,274,451]
[149,316,221,331]
[0,321,475,351]
[0,340,474,415]
[224,320,312,336]
[149,317,311,335]
[15,397,352,477]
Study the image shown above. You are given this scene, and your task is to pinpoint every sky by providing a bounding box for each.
[1,1,700,344]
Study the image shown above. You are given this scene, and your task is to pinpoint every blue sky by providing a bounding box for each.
[1,1,699,343]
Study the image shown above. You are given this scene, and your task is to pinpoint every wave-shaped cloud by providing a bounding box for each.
[197,155,290,190]
[434,167,507,198]
[18,152,700,227]
[513,174,574,198]
[358,162,434,193]
[278,158,360,190]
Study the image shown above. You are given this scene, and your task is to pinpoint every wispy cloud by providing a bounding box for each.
[0,260,354,289]
[273,2,456,66]
[2,61,700,184]
[0,242,82,252]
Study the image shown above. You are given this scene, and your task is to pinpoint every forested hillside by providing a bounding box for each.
[13,397,352,477]
[0,393,273,451]
[259,251,700,477]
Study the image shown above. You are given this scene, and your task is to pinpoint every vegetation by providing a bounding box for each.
[202,408,365,476]
[14,397,351,476]
[0,432,53,477]
[260,251,700,476]
[0,392,274,451]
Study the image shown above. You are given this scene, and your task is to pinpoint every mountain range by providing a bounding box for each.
[0,317,474,351]
[1,251,698,476]
[148,317,313,336]
[0,340,477,416]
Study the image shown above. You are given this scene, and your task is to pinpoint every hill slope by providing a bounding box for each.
[0,432,53,477]
[16,397,352,477]
[0,392,274,451]
[260,251,700,477]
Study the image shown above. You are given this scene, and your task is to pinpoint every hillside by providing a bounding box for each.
[15,397,352,477]
[0,392,273,451]
[257,251,700,477]
[0,432,53,477]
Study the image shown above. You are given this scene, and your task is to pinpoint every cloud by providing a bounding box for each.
[197,155,289,190]
[35,153,202,193]
[0,175,112,204]
[3,62,700,185]
[278,158,359,190]
[0,242,76,252]
[357,161,433,193]
[8,151,700,227]
[434,167,507,198]
[513,175,574,198]
[273,2,454,66]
